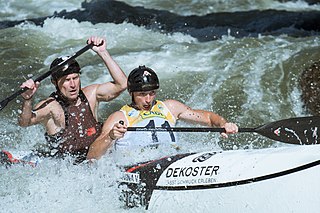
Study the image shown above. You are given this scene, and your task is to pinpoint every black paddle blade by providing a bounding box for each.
[0,88,26,112]
[0,43,94,112]
[254,116,320,145]
[0,99,9,111]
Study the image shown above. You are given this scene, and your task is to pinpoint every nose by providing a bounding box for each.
[145,94,151,103]
[70,79,76,87]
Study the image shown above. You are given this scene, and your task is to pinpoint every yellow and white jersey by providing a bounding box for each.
[115,100,177,150]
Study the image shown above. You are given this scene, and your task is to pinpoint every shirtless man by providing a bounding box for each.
[18,36,127,162]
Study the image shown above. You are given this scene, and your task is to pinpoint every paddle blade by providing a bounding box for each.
[0,43,93,112]
[254,116,320,145]
[0,99,9,111]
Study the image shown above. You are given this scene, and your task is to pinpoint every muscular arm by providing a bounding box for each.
[96,50,127,101]
[164,99,238,137]
[18,99,35,127]
[18,79,43,127]
[87,111,127,160]
[18,98,53,127]
[88,36,127,102]
[165,99,227,127]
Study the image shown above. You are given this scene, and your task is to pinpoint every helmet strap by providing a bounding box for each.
[129,93,138,110]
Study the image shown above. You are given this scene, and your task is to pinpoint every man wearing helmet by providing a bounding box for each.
[18,36,127,162]
[86,65,238,160]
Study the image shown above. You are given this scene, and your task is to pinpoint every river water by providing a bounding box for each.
[1,0,320,212]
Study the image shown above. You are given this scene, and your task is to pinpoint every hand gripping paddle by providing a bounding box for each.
[0,42,95,111]
[127,116,320,145]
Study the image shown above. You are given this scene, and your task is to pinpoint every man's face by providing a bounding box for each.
[57,73,81,101]
[132,90,157,111]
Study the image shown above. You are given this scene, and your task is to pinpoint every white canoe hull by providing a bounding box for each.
[121,145,320,212]
[149,165,319,212]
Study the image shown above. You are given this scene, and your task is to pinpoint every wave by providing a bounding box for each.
[1,0,320,41]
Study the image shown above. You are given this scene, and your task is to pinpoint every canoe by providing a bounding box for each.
[0,150,39,167]
[2,141,320,212]
[119,144,320,212]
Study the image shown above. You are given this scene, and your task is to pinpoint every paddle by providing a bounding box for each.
[127,116,320,145]
[0,42,95,111]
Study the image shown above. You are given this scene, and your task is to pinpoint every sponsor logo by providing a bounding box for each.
[141,111,165,119]
[192,152,220,163]
[166,165,219,178]
[86,127,96,136]
[120,172,140,184]
[274,127,281,136]
[128,109,139,117]
[312,127,318,137]
[165,165,220,186]
[143,71,151,76]
[166,177,217,185]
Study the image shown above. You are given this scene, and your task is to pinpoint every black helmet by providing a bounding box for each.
[127,66,159,93]
[50,56,81,82]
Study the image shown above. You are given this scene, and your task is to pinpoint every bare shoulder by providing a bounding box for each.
[83,83,115,102]
[83,84,99,91]
[163,99,190,117]
[34,97,59,112]
[31,97,63,126]
[82,84,99,98]
[163,99,188,110]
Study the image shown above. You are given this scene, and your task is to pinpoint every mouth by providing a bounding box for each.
[69,90,78,96]
[143,105,151,110]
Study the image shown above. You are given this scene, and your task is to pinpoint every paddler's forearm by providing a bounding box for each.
[209,112,227,128]
[87,134,114,160]
[18,98,34,127]
[98,50,127,90]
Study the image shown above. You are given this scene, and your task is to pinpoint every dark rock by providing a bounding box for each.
[1,0,320,41]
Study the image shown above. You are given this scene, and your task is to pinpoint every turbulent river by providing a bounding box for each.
[1,0,320,212]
